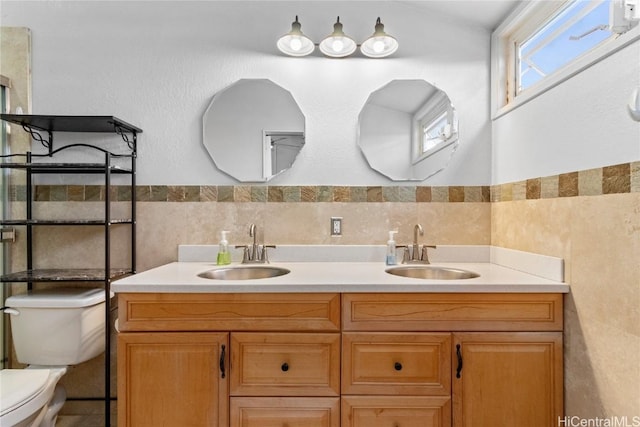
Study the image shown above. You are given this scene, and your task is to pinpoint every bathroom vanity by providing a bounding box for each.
[113,247,568,427]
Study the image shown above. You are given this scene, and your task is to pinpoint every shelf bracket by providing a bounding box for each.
[114,124,136,151]
[21,124,53,156]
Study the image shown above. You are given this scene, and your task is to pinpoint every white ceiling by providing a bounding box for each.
[398,0,523,30]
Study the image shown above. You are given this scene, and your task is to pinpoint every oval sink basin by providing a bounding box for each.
[386,266,479,280]
[198,266,291,280]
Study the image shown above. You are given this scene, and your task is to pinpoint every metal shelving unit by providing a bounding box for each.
[0,114,142,427]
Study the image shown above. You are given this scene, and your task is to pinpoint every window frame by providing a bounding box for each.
[491,0,640,119]
[421,110,449,153]
[412,92,458,164]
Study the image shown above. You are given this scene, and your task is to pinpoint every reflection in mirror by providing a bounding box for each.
[265,131,304,178]
[358,80,458,181]
[203,79,305,182]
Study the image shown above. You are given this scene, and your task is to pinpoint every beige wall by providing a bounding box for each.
[136,200,491,271]
[492,192,640,417]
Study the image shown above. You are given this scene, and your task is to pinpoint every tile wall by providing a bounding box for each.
[491,162,639,417]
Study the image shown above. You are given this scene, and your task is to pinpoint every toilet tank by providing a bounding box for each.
[6,288,107,365]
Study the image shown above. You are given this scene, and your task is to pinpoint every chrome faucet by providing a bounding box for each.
[236,223,275,264]
[249,223,258,261]
[400,224,436,264]
[412,224,424,262]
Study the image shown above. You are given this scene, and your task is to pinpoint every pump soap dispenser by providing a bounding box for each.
[217,230,231,265]
[386,231,398,265]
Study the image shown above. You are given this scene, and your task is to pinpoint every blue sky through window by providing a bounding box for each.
[518,0,612,91]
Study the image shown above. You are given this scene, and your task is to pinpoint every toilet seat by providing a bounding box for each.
[0,368,65,426]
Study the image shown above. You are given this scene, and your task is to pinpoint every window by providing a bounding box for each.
[518,1,612,92]
[421,112,450,154]
[492,0,640,117]
[413,92,458,162]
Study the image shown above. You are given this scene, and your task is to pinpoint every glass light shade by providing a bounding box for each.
[319,17,357,58]
[277,16,315,57]
[360,17,398,58]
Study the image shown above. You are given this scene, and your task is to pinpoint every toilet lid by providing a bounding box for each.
[0,369,50,415]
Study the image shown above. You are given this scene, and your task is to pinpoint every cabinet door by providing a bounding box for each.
[342,396,451,427]
[118,332,228,427]
[452,332,563,427]
[230,397,339,427]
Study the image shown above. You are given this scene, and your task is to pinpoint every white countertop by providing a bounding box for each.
[112,259,569,294]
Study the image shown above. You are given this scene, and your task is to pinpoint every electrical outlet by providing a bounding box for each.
[331,217,342,236]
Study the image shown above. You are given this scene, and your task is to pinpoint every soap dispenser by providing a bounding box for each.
[386,231,398,265]
[217,230,231,265]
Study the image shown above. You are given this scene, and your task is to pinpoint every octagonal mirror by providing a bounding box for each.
[203,79,305,182]
[358,79,459,181]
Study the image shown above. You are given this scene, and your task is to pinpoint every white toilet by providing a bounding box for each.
[0,287,107,427]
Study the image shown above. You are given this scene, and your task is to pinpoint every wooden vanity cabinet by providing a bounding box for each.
[117,293,341,427]
[342,293,564,427]
[118,291,563,427]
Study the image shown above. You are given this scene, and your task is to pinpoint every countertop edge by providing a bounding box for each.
[112,261,570,294]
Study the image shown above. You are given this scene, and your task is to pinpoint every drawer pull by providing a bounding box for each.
[456,344,463,378]
[220,345,226,379]
[281,362,289,372]
[394,362,403,371]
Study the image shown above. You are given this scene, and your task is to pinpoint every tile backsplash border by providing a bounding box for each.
[8,161,639,202]
[491,161,639,202]
[15,184,492,203]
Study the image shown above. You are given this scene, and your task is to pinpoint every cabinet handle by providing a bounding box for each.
[281,362,289,372]
[219,345,226,379]
[456,344,463,378]
[394,362,403,371]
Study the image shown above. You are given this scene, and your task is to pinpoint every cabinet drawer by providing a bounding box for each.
[343,293,563,331]
[342,333,451,395]
[342,396,451,427]
[230,333,340,396]
[118,293,340,331]
[230,397,339,427]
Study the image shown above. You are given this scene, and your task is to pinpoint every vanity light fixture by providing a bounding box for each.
[277,16,398,58]
[319,17,357,58]
[360,17,399,58]
[276,15,315,57]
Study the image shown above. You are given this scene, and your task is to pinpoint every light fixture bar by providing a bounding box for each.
[276,15,398,58]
